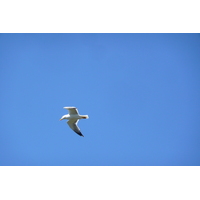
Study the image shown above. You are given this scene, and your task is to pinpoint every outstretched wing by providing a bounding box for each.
[64,107,79,115]
[67,119,84,137]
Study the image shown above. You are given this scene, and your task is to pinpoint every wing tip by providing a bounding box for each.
[77,132,84,137]
[73,129,84,137]
[63,106,76,109]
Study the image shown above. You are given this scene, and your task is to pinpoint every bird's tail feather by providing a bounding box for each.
[81,115,89,119]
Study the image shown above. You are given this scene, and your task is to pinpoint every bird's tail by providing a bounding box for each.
[81,115,89,119]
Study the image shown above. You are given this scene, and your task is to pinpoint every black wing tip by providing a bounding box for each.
[75,131,84,137]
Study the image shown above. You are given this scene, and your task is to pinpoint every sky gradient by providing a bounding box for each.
[0,33,200,165]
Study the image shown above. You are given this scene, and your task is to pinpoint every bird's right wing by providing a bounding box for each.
[64,107,79,115]
[67,119,84,137]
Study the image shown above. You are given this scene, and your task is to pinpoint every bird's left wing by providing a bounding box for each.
[64,107,79,115]
[67,119,84,137]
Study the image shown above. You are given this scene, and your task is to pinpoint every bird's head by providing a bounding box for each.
[60,114,69,121]
[59,116,65,121]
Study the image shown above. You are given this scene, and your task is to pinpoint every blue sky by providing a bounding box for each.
[0,33,200,166]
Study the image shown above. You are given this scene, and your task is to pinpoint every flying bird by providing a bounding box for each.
[60,107,89,137]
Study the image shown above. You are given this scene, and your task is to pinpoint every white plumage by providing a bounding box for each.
[60,107,89,137]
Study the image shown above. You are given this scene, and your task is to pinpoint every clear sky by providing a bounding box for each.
[0,33,200,166]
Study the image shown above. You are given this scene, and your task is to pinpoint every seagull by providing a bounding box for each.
[60,107,89,137]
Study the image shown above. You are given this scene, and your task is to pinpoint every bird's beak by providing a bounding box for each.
[60,118,63,121]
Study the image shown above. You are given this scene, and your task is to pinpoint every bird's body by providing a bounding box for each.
[60,107,88,137]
